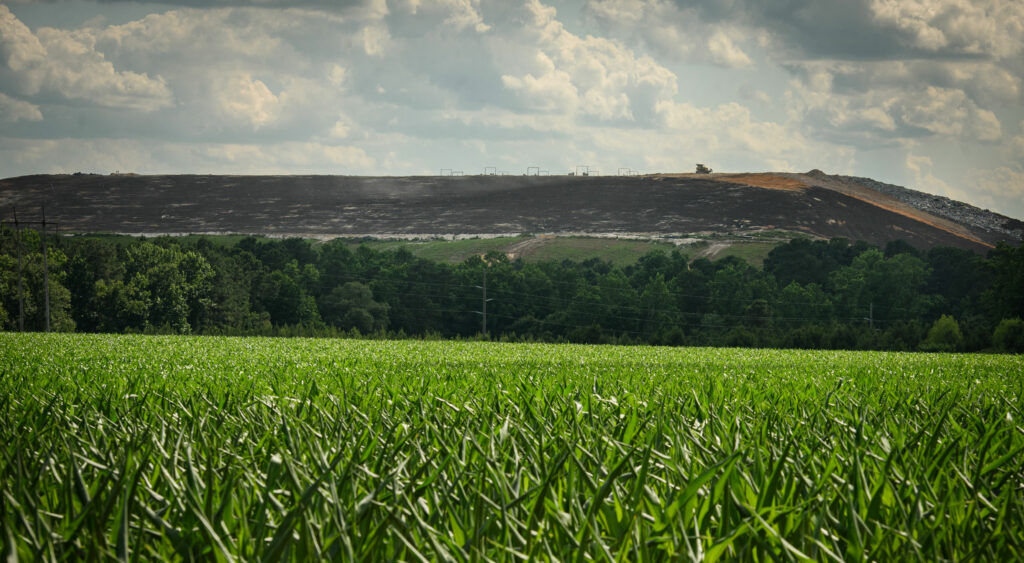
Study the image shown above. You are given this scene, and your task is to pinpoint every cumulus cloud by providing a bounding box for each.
[0,5,173,111]
[216,73,280,129]
[965,166,1024,218]
[706,29,751,68]
[585,0,1018,164]
[785,63,1006,146]
[200,141,376,170]
[868,0,1024,58]
[497,0,679,123]
[360,23,390,55]
[426,0,490,32]
[1012,135,1024,162]
[0,136,375,174]
[0,91,41,122]
[785,69,899,143]
[645,0,1024,62]
[905,153,964,200]
[583,0,755,68]
[501,62,579,114]
[656,100,808,157]
[899,86,1001,141]
[328,113,355,138]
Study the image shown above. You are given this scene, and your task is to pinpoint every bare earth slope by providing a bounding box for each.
[1,172,1019,252]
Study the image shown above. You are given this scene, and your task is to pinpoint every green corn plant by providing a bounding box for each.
[1,333,1022,560]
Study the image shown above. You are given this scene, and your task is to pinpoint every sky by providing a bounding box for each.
[1,0,1023,220]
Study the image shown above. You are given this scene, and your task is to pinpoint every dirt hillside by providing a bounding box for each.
[0,172,1018,252]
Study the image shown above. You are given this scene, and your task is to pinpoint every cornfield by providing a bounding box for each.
[2,333,1022,560]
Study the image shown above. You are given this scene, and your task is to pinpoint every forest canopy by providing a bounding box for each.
[1,230,1022,352]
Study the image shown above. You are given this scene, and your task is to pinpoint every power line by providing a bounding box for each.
[323,269,903,329]
[3,206,59,332]
[319,258,891,323]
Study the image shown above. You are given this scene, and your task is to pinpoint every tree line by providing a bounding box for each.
[1,229,1022,352]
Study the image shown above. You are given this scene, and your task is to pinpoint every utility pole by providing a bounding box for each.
[481,267,487,338]
[13,208,24,332]
[475,265,492,339]
[9,207,57,332]
[41,206,51,332]
[865,302,873,330]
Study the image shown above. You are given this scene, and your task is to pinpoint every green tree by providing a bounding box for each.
[65,239,122,331]
[884,239,922,259]
[0,255,10,329]
[984,243,1024,321]
[671,259,713,319]
[90,277,149,332]
[254,270,302,326]
[0,230,75,332]
[201,250,262,331]
[830,248,929,323]
[317,240,357,290]
[920,315,963,352]
[710,262,753,319]
[122,242,213,332]
[881,320,925,351]
[709,258,773,323]
[993,318,1024,353]
[566,280,603,330]
[321,282,388,333]
[765,238,833,287]
[776,282,833,326]
[640,273,677,338]
[598,270,640,336]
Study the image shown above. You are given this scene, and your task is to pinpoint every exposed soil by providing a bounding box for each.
[791,172,992,248]
[713,174,809,192]
[696,242,732,260]
[505,235,554,260]
[0,172,1013,253]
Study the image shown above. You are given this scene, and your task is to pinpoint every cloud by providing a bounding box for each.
[706,29,751,68]
[868,0,1024,58]
[585,0,1018,160]
[360,23,390,55]
[965,166,1024,219]
[429,0,490,32]
[0,136,375,175]
[1012,135,1024,162]
[501,60,579,114]
[328,113,354,138]
[497,0,679,123]
[199,141,376,170]
[905,153,961,199]
[216,73,280,129]
[899,86,1001,141]
[583,0,754,68]
[0,91,41,122]
[657,0,1024,62]
[902,153,1024,220]
[0,4,173,111]
[653,99,814,167]
[43,8,358,139]
[785,63,1005,146]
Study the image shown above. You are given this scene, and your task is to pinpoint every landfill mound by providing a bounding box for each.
[1,171,1019,253]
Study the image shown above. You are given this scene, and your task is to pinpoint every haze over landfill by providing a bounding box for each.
[1,0,1023,220]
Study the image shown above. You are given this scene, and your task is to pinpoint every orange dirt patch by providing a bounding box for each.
[714,174,809,191]
[855,197,992,249]
[798,173,994,249]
